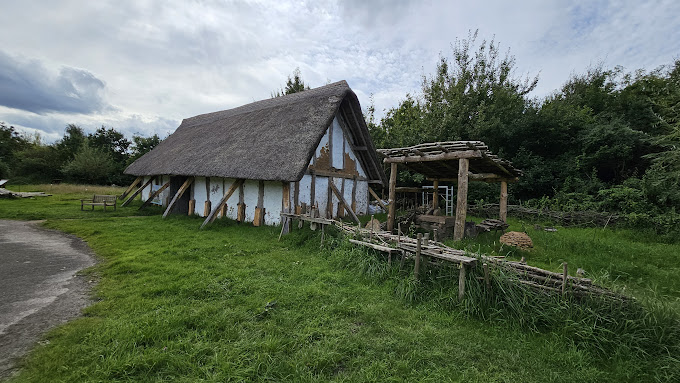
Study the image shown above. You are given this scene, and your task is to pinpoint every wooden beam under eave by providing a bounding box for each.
[162,177,194,218]
[387,162,398,232]
[384,150,482,164]
[139,181,170,210]
[121,176,155,207]
[200,179,244,228]
[427,175,518,183]
[432,179,439,210]
[453,158,469,241]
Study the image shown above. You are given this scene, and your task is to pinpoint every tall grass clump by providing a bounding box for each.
[325,235,680,377]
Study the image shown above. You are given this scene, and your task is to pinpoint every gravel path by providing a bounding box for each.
[0,220,95,380]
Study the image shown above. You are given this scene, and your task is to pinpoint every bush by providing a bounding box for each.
[62,145,116,184]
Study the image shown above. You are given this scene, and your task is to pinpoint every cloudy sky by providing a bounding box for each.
[1,0,678,143]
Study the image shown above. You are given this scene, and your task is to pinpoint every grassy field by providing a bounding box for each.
[1,184,679,382]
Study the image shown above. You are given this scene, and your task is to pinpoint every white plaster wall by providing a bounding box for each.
[192,177,206,216]
[331,177,342,216]
[263,181,283,225]
[344,134,366,177]
[331,117,344,169]
[209,178,223,214]
[298,174,312,208]
[343,178,353,211]
[243,180,259,222]
[315,129,329,158]
[314,176,329,218]
[356,180,368,215]
[140,176,152,202]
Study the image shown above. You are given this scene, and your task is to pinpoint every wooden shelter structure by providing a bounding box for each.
[378,141,522,240]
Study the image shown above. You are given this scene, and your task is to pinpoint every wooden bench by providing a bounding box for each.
[81,195,117,211]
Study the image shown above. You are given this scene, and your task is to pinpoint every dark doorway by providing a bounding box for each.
[168,176,191,215]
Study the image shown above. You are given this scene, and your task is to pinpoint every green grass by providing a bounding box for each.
[1,186,679,382]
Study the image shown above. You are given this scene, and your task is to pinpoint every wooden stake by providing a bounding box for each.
[204,201,211,217]
[562,262,568,295]
[387,162,398,232]
[397,222,401,244]
[500,180,508,222]
[453,158,469,241]
[188,199,195,216]
[423,232,429,246]
[414,233,422,280]
[458,263,467,300]
[370,214,374,241]
[483,263,490,289]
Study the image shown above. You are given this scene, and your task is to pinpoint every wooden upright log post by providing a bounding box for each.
[387,163,398,232]
[432,179,439,211]
[453,158,469,241]
[281,181,291,235]
[414,233,422,280]
[500,180,508,223]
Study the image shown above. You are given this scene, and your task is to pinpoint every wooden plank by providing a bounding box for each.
[121,176,155,207]
[329,180,360,224]
[499,180,508,222]
[348,239,401,254]
[162,177,194,218]
[368,187,387,211]
[453,158,469,241]
[427,174,517,183]
[384,150,481,164]
[120,176,142,199]
[200,179,244,228]
[387,163,397,232]
[139,181,170,210]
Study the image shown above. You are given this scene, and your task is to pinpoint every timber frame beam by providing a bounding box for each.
[384,150,482,164]
[200,179,245,228]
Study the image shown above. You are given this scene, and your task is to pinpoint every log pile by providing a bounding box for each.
[333,218,628,301]
[469,203,620,227]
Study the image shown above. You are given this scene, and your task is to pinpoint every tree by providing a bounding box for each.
[55,124,86,163]
[0,122,29,177]
[127,134,162,165]
[272,68,310,97]
[61,144,116,184]
[88,126,130,164]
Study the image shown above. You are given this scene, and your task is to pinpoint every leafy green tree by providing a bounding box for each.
[62,144,116,184]
[55,124,87,163]
[88,126,130,164]
[127,134,162,165]
[0,122,29,178]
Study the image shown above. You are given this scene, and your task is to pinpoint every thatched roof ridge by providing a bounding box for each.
[125,81,386,185]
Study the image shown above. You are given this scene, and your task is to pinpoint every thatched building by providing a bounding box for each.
[123,80,387,226]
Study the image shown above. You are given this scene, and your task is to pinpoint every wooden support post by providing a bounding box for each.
[188,199,195,216]
[432,179,439,210]
[433,229,438,242]
[458,263,467,300]
[562,262,568,295]
[163,177,194,218]
[453,158,469,241]
[120,176,142,199]
[281,182,291,235]
[139,181,170,210]
[121,176,155,207]
[237,203,246,222]
[500,180,508,223]
[294,180,300,215]
[254,180,265,226]
[221,204,228,218]
[351,176,357,213]
[326,177,333,218]
[414,233,422,280]
[310,172,316,207]
[483,263,490,289]
[370,214,374,241]
[204,201,211,217]
[423,232,429,246]
[387,162,398,232]
[397,223,401,244]
[200,179,244,228]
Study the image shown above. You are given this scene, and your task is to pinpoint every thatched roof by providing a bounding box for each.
[125,81,386,185]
